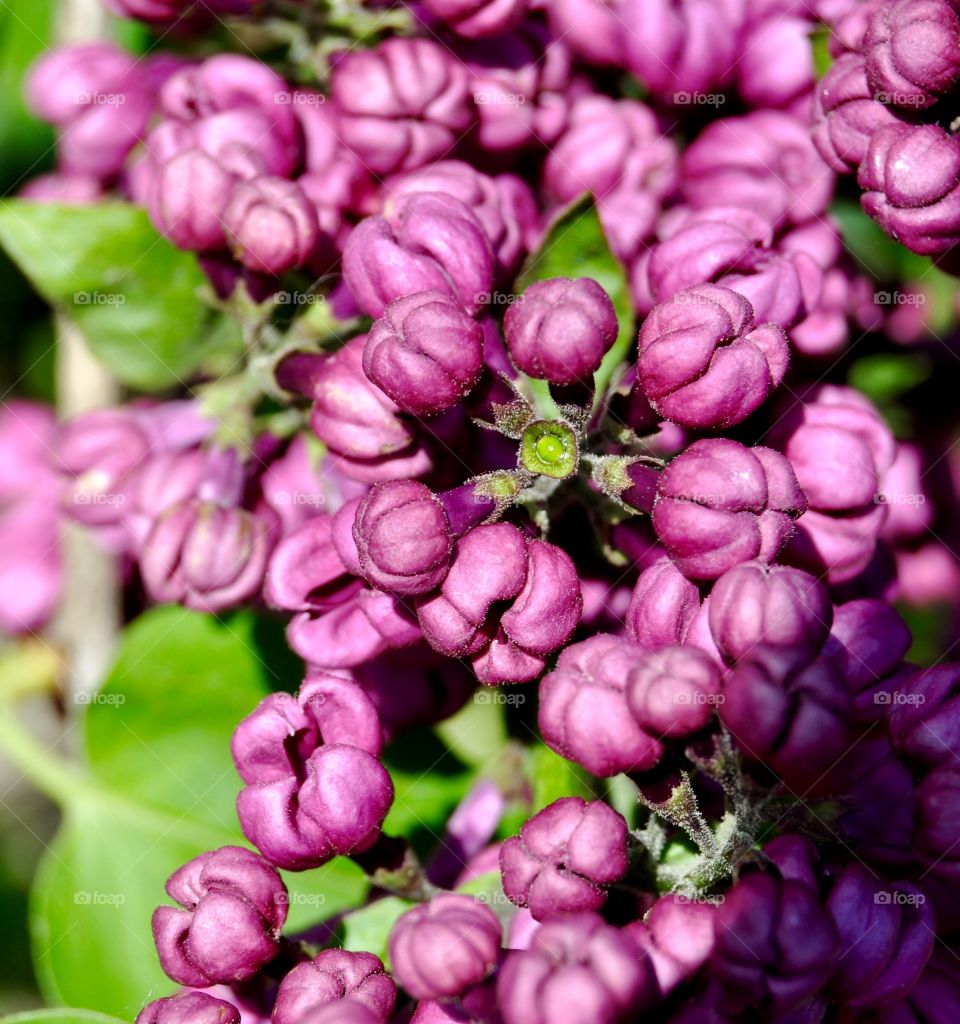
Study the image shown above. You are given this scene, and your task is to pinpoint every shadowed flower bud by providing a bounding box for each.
[331,38,472,175]
[500,797,629,920]
[423,0,527,37]
[887,664,960,768]
[416,523,582,684]
[627,645,721,737]
[390,894,502,1000]
[497,912,657,1024]
[152,846,287,987]
[652,440,806,580]
[504,277,617,386]
[136,992,240,1024]
[711,873,838,1016]
[637,285,788,429]
[914,765,960,884]
[344,193,494,319]
[140,501,274,613]
[223,177,319,275]
[626,557,702,650]
[273,949,397,1024]
[364,291,485,417]
[627,894,716,997]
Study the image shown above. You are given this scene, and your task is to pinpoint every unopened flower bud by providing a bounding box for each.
[223,176,319,275]
[273,949,397,1024]
[136,992,240,1024]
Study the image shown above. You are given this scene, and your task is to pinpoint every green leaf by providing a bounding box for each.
[529,743,596,812]
[29,609,367,1018]
[831,199,900,281]
[848,353,932,404]
[336,896,414,964]
[0,201,242,391]
[0,1011,130,1024]
[515,194,634,405]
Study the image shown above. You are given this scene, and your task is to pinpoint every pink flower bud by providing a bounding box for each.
[626,557,702,650]
[137,993,240,1024]
[273,949,396,1024]
[223,177,319,275]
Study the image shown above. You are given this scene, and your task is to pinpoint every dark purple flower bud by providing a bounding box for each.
[539,634,663,777]
[152,846,286,987]
[331,39,472,175]
[914,765,960,884]
[812,53,901,174]
[422,0,526,37]
[708,562,832,672]
[389,894,501,1000]
[344,193,493,319]
[711,873,838,1016]
[140,501,275,613]
[363,291,485,417]
[497,912,657,1024]
[682,112,833,229]
[107,0,256,22]
[827,864,934,1008]
[859,123,960,256]
[503,277,617,386]
[273,949,396,1024]
[223,177,319,275]
[626,557,702,650]
[626,894,716,995]
[652,440,806,580]
[720,650,850,787]
[136,992,240,1024]
[637,285,788,429]
[864,0,960,109]
[887,665,960,768]
[500,797,628,920]
[627,645,722,737]
[416,523,582,684]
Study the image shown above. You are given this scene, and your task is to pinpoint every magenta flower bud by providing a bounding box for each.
[136,992,240,1024]
[107,0,256,22]
[273,949,396,1024]
[344,193,494,319]
[497,913,656,1024]
[859,123,960,256]
[887,665,960,768]
[422,0,526,37]
[708,562,832,672]
[331,38,472,175]
[737,12,814,110]
[539,634,664,777]
[151,846,287,987]
[223,177,319,275]
[626,557,701,650]
[503,277,617,386]
[363,290,485,417]
[812,53,901,173]
[827,864,934,1008]
[711,873,838,1016]
[500,797,629,921]
[298,1004,380,1024]
[141,501,274,613]
[627,894,716,996]
[26,44,136,126]
[914,765,960,883]
[864,0,960,109]
[626,645,722,737]
[720,650,850,786]
[389,894,501,1000]
[637,285,789,429]
[20,173,102,203]
[353,480,453,597]
[682,112,833,229]
[416,523,581,684]
[652,440,806,580]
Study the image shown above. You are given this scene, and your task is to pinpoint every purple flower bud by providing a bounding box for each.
[637,285,788,429]
[107,0,256,22]
[363,291,485,417]
[720,249,823,331]
[827,864,934,1008]
[737,11,814,110]
[626,557,702,650]
[344,193,494,319]
[223,177,319,275]
[652,440,806,580]
[273,949,396,1024]
[389,894,502,1000]
[136,992,240,1024]
[500,797,629,920]
[298,1004,381,1024]
[627,645,722,736]
[503,277,617,386]
[140,501,275,613]
[682,112,833,229]
[708,562,833,672]
[887,665,960,768]
[497,912,656,1024]
[812,53,901,173]
[710,873,838,1016]
[539,634,664,776]
[859,123,960,256]
[331,39,472,175]
[26,44,136,126]
[416,523,582,684]
[626,894,716,995]
[720,650,850,787]
[152,846,287,987]
[915,765,960,884]
[20,173,103,203]
[864,0,960,109]
[422,0,527,37]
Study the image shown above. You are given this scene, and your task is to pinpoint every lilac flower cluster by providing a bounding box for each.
[5,1,960,1022]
